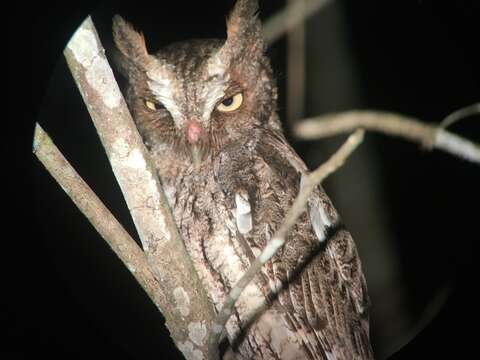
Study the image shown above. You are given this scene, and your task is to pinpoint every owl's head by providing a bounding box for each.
[112,0,278,167]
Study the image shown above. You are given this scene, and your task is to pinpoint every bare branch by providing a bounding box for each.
[294,110,480,164]
[286,0,306,126]
[33,123,167,311]
[263,0,332,45]
[62,16,216,359]
[208,129,365,356]
[440,102,480,129]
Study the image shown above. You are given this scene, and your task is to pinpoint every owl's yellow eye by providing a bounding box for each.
[144,100,164,111]
[216,93,243,112]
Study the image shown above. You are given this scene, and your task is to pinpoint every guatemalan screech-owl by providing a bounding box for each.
[112,0,373,358]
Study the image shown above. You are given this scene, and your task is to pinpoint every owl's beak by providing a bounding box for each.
[186,120,203,144]
[185,119,204,168]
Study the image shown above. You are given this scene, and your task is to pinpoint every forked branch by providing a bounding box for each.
[58,16,216,360]
[33,124,166,312]
[208,129,365,357]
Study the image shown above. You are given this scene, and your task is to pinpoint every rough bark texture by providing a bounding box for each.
[33,123,166,312]
[294,110,480,163]
[63,16,216,360]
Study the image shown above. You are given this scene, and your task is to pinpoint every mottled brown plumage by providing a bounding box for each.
[113,1,373,358]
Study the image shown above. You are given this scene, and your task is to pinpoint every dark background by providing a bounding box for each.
[7,0,479,359]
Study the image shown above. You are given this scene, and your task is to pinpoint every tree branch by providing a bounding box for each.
[293,110,480,164]
[263,0,332,45]
[208,129,365,356]
[440,103,480,129]
[60,16,216,360]
[33,123,167,313]
[286,0,306,126]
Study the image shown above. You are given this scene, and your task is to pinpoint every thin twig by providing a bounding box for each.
[263,0,332,45]
[208,129,365,356]
[286,0,306,126]
[62,16,216,360]
[33,123,166,310]
[440,102,480,129]
[294,110,480,164]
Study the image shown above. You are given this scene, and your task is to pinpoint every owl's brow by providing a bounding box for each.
[221,83,243,99]
[200,74,230,122]
[146,76,184,122]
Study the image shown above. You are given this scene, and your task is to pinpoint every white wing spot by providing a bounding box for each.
[309,206,327,243]
[235,191,252,234]
[301,173,331,243]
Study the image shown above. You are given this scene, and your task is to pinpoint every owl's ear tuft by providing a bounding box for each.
[225,0,263,58]
[226,0,260,38]
[209,0,263,78]
[112,15,150,68]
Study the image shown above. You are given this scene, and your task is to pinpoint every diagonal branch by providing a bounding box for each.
[440,103,480,129]
[293,110,480,164]
[286,0,306,126]
[208,129,365,356]
[33,123,166,311]
[59,16,216,360]
[263,0,332,45]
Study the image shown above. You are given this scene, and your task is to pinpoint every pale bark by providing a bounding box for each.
[33,123,166,315]
[294,110,480,164]
[286,0,306,126]
[62,16,216,360]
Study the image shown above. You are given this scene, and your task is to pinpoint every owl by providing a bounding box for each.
[112,0,373,359]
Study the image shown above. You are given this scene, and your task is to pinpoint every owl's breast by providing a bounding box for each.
[168,170,249,284]
[156,137,372,359]
[164,168,270,342]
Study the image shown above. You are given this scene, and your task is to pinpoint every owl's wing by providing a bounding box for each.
[242,129,374,359]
